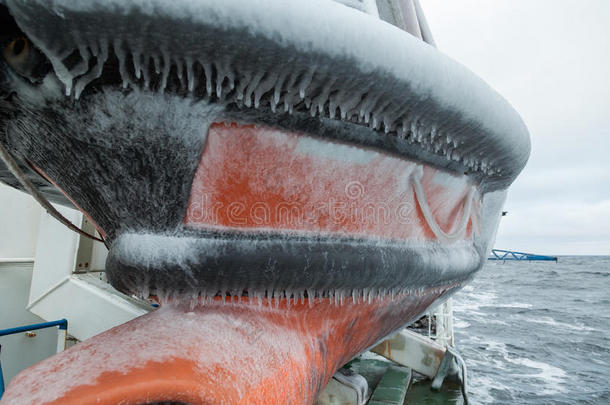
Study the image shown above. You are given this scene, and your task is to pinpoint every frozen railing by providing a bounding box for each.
[427,299,455,348]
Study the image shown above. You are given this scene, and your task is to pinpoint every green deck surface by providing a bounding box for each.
[368,365,411,404]
[404,378,465,404]
[344,354,464,404]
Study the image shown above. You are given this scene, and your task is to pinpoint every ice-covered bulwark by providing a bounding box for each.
[2,0,530,191]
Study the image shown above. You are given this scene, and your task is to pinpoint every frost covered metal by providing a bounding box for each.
[3,0,529,190]
[0,0,531,401]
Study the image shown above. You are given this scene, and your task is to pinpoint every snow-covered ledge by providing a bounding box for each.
[28,206,150,341]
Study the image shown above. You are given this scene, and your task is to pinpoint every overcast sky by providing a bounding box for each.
[423,0,610,255]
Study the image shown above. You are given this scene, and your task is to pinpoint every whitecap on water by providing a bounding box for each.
[506,357,568,395]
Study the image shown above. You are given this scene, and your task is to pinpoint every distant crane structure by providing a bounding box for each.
[488,249,558,262]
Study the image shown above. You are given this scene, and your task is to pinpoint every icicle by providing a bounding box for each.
[175,58,185,89]
[372,116,378,130]
[140,283,149,301]
[254,72,278,109]
[312,77,335,116]
[304,97,312,110]
[297,68,315,99]
[334,84,361,121]
[202,62,213,96]
[274,70,288,105]
[282,73,299,112]
[186,57,195,93]
[227,72,235,91]
[44,46,78,96]
[309,104,317,117]
[307,289,314,308]
[384,120,391,134]
[132,51,142,80]
[160,50,171,93]
[215,65,224,98]
[72,44,91,78]
[74,39,108,99]
[244,71,264,107]
[141,55,151,90]
[113,39,130,89]
[215,56,233,99]
[256,291,263,306]
[152,53,161,75]
[235,70,252,101]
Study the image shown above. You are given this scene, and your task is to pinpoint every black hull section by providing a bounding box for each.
[107,231,483,296]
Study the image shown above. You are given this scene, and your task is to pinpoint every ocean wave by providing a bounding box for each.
[527,316,596,332]
[481,302,532,309]
[453,319,470,329]
[506,357,567,395]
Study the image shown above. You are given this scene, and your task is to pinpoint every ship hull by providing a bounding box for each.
[0,0,530,403]
[2,288,460,404]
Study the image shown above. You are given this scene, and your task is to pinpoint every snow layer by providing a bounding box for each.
[3,0,530,187]
[106,230,483,300]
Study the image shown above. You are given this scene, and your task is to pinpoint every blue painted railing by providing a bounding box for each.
[0,319,68,398]
[0,345,4,399]
[0,319,67,337]
[488,249,557,262]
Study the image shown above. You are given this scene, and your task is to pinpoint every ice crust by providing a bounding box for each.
[2,305,309,404]
[1,289,450,404]
[107,231,484,302]
[3,0,530,184]
[0,0,523,303]
[5,88,224,241]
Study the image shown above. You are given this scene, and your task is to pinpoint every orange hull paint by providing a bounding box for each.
[186,123,479,242]
[1,289,457,404]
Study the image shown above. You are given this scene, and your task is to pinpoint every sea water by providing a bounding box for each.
[450,256,610,404]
